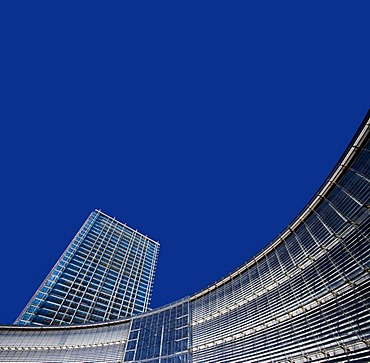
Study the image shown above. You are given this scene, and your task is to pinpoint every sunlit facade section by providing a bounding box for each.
[0,111,369,362]
[189,113,370,362]
[0,321,130,363]
[15,210,160,326]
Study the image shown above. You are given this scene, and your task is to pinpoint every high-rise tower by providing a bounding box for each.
[15,210,159,326]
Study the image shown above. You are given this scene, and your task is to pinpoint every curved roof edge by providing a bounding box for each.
[190,108,370,300]
[1,109,369,329]
[0,318,130,330]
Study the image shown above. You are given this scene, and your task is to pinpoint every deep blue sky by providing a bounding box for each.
[0,2,369,325]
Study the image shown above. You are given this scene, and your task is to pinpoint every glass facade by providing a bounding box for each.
[15,210,160,326]
[123,300,189,363]
[0,111,369,362]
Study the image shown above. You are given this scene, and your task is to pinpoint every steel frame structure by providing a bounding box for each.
[1,111,369,362]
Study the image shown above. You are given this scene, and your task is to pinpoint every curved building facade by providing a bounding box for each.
[1,111,369,362]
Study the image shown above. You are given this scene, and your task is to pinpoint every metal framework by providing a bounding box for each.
[15,210,160,326]
[1,110,369,362]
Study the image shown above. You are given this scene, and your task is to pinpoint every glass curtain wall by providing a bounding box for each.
[15,210,160,326]
[1,112,369,362]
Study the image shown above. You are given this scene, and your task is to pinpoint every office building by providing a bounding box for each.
[0,110,369,362]
[15,210,160,326]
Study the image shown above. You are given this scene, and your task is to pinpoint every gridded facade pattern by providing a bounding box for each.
[15,210,160,326]
[0,322,130,362]
[1,112,370,362]
[124,301,189,363]
[189,115,370,362]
